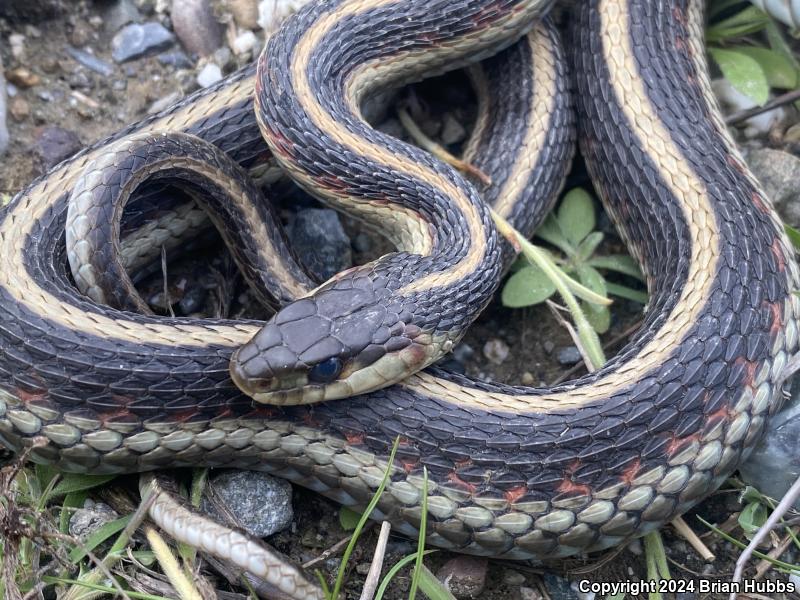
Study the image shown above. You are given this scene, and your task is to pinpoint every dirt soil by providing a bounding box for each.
[1,1,798,599]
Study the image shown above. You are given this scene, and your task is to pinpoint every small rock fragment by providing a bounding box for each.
[227,0,259,29]
[103,0,142,33]
[483,338,509,365]
[6,67,40,88]
[34,126,82,169]
[111,22,175,63]
[556,346,581,365]
[9,97,30,120]
[441,113,467,145]
[437,556,488,599]
[231,30,258,55]
[202,470,293,537]
[521,371,535,385]
[502,569,526,586]
[520,587,544,600]
[257,0,311,31]
[196,63,223,87]
[69,500,119,541]
[287,208,352,281]
[172,0,223,57]
[66,47,115,77]
[9,33,26,60]
[157,50,193,68]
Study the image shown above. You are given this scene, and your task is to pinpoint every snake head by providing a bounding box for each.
[229,275,438,405]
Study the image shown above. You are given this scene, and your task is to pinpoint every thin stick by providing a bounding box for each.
[302,522,376,570]
[754,527,798,580]
[731,473,800,600]
[671,516,715,562]
[160,245,175,318]
[359,521,392,600]
[725,88,800,125]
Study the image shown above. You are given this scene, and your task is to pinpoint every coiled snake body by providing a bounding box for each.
[0,0,799,568]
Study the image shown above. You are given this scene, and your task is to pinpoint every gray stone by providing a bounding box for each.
[483,338,509,365]
[288,208,352,281]
[557,346,582,365]
[441,113,467,145]
[520,588,544,600]
[196,63,223,88]
[34,126,82,169]
[103,0,143,33]
[743,147,800,227]
[437,556,488,599]
[542,573,580,600]
[227,0,259,29]
[111,22,175,63]
[740,377,800,508]
[172,0,223,57]
[65,47,115,77]
[157,50,193,69]
[202,470,293,537]
[0,57,8,157]
[69,500,119,541]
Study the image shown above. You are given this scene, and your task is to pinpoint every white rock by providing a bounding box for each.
[231,30,257,55]
[196,62,223,87]
[257,0,312,32]
[712,78,785,138]
[9,33,25,60]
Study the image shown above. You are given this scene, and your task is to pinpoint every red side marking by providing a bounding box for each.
[766,301,784,337]
[504,485,528,505]
[672,6,687,25]
[620,458,642,485]
[245,406,279,419]
[751,192,770,214]
[726,154,746,174]
[447,471,477,495]
[167,409,198,424]
[706,404,731,423]
[301,412,321,428]
[771,238,787,273]
[16,388,45,404]
[345,432,365,445]
[400,459,419,474]
[556,478,591,496]
[316,173,349,193]
[666,433,701,457]
[735,356,758,389]
[454,458,473,469]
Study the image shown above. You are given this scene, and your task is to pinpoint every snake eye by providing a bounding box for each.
[308,357,343,383]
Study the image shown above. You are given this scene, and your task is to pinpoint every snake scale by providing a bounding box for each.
[1,0,799,568]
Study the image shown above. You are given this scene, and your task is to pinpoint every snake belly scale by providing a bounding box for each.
[0,0,798,563]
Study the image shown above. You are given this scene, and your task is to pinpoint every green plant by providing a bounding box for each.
[501,187,646,335]
[707,0,800,105]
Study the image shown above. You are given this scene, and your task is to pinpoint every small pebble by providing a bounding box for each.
[69,21,95,47]
[483,338,509,365]
[543,340,555,354]
[148,91,182,114]
[452,343,474,364]
[65,46,115,77]
[228,0,260,29]
[441,113,467,145]
[503,570,526,586]
[355,563,371,576]
[34,126,82,169]
[437,556,488,599]
[111,22,175,63]
[6,67,40,88]
[69,500,119,541]
[157,50,194,69]
[178,285,207,314]
[103,0,142,33]
[196,63,223,87]
[258,0,310,31]
[202,470,293,537]
[9,97,30,120]
[521,371,535,385]
[288,208,352,281]
[231,30,258,55]
[9,33,26,60]
[172,0,223,57]
[556,346,581,365]
[520,588,544,600]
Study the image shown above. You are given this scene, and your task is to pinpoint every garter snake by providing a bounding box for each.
[0,0,799,572]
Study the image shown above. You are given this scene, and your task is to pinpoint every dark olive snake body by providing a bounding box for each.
[0,0,798,572]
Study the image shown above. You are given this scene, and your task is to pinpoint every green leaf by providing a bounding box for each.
[587,255,644,281]
[578,266,610,334]
[557,188,596,247]
[68,515,133,562]
[534,213,574,255]
[707,6,770,42]
[501,265,557,308]
[709,47,770,105]
[46,474,118,502]
[416,564,457,600]
[738,501,769,537]
[733,46,797,88]
[576,231,604,263]
[785,224,800,250]
[338,507,361,532]
[605,283,648,304]
[767,22,800,78]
